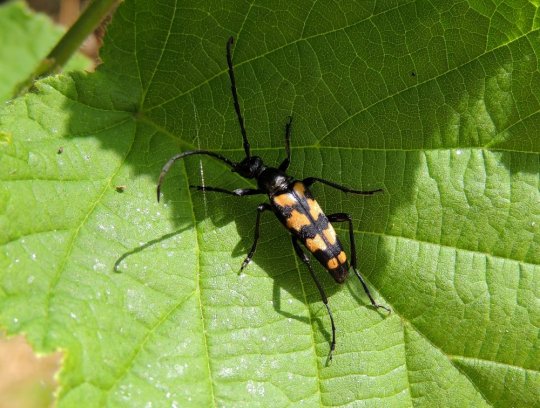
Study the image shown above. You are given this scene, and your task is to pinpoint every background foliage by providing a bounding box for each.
[0,2,88,102]
[0,0,539,406]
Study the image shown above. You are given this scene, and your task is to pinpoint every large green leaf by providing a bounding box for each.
[1,0,539,406]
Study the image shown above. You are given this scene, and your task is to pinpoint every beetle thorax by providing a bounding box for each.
[257,167,291,194]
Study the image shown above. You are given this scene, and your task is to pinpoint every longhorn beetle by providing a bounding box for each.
[157,37,390,361]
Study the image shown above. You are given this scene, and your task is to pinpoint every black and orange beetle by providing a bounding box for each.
[157,37,390,361]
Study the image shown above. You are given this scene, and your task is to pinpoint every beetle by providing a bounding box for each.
[157,37,390,361]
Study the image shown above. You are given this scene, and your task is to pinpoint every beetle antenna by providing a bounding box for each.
[227,37,251,159]
[157,150,236,202]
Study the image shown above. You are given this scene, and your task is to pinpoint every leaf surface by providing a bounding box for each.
[1,1,539,406]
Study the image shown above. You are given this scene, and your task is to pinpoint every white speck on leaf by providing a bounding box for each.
[246,380,265,396]
[246,380,256,395]
[219,367,234,377]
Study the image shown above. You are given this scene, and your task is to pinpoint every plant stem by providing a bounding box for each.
[14,0,119,97]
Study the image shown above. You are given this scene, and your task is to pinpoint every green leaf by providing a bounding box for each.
[0,1,90,103]
[1,0,539,406]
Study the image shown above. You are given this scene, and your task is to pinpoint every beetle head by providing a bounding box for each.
[233,156,265,179]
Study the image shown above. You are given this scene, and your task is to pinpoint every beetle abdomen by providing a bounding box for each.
[271,181,349,282]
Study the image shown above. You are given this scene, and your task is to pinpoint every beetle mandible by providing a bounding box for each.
[157,37,390,361]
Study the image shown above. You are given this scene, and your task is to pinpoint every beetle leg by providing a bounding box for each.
[278,116,293,171]
[291,236,336,362]
[240,203,273,271]
[190,185,262,196]
[327,213,390,313]
[303,177,383,195]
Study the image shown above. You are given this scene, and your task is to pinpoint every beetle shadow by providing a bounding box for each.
[113,226,191,273]
[218,184,388,339]
[270,277,336,351]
